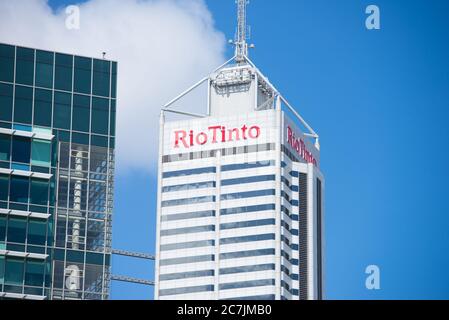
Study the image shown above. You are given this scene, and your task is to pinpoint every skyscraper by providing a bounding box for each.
[0,43,116,300]
[155,1,324,301]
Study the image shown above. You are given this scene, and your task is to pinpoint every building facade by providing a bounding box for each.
[155,63,325,300]
[0,43,116,300]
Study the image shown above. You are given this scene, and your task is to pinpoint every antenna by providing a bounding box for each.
[234,0,253,63]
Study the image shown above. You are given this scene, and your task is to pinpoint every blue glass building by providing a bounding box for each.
[0,43,116,300]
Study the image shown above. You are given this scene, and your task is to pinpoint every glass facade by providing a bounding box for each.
[0,43,116,300]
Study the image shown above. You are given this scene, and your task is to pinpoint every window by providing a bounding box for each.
[220,219,276,230]
[220,264,276,275]
[33,88,52,127]
[55,53,73,91]
[110,99,116,136]
[219,279,275,291]
[12,136,31,164]
[160,225,215,237]
[25,259,45,286]
[0,256,4,285]
[74,56,92,94]
[160,240,214,251]
[161,195,215,208]
[73,94,90,132]
[30,178,48,206]
[15,47,34,86]
[7,217,27,243]
[159,255,215,266]
[35,50,53,89]
[220,249,275,260]
[0,44,15,82]
[220,189,276,201]
[53,91,71,130]
[91,135,108,147]
[0,174,8,201]
[0,216,6,242]
[72,132,89,145]
[14,85,33,124]
[0,83,13,121]
[31,139,51,167]
[159,285,214,297]
[162,181,215,193]
[161,210,215,222]
[0,134,10,161]
[10,176,29,203]
[221,160,275,172]
[5,258,24,287]
[93,59,110,97]
[91,97,109,135]
[111,62,117,99]
[220,204,275,216]
[220,233,276,245]
[159,270,214,281]
[163,167,216,179]
[27,219,47,246]
[221,174,276,186]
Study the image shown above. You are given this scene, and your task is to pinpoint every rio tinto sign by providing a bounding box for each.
[174,125,261,149]
[287,126,318,167]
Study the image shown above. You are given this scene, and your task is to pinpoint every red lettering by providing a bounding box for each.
[196,132,208,145]
[287,126,318,167]
[173,124,263,149]
[228,128,240,142]
[208,126,222,144]
[189,130,194,147]
[174,130,188,148]
[241,125,248,140]
[248,126,261,139]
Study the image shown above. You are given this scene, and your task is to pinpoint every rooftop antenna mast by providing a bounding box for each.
[234,0,253,64]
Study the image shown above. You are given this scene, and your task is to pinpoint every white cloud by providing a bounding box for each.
[0,0,226,173]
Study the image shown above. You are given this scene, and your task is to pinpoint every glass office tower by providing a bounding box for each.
[0,43,116,300]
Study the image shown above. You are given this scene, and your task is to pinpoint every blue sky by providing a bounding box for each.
[45,0,449,300]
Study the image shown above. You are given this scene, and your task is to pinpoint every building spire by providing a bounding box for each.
[235,0,250,63]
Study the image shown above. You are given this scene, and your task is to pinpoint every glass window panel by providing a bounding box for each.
[30,178,48,206]
[55,53,73,91]
[33,88,52,127]
[7,217,27,243]
[31,139,51,167]
[0,83,13,121]
[91,135,108,148]
[92,59,110,97]
[0,133,10,162]
[73,94,90,132]
[74,56,92,94]
[27,219,47,246]
[14,85,33,124]
[10,176,29,204]
[111,62,117,98]
[35,50,54,89]
[72,132,89,145]
[12,136,31,164]
[5,257,24,285]
[0,256,4,284]
[0,44,15,82]
[53,91,71,130]
[110,99,116,136]
[25,259,45,286]
[0,216,6,242]
[91,97,109,135]
[15,47,35,86]
[0,174,8,201]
